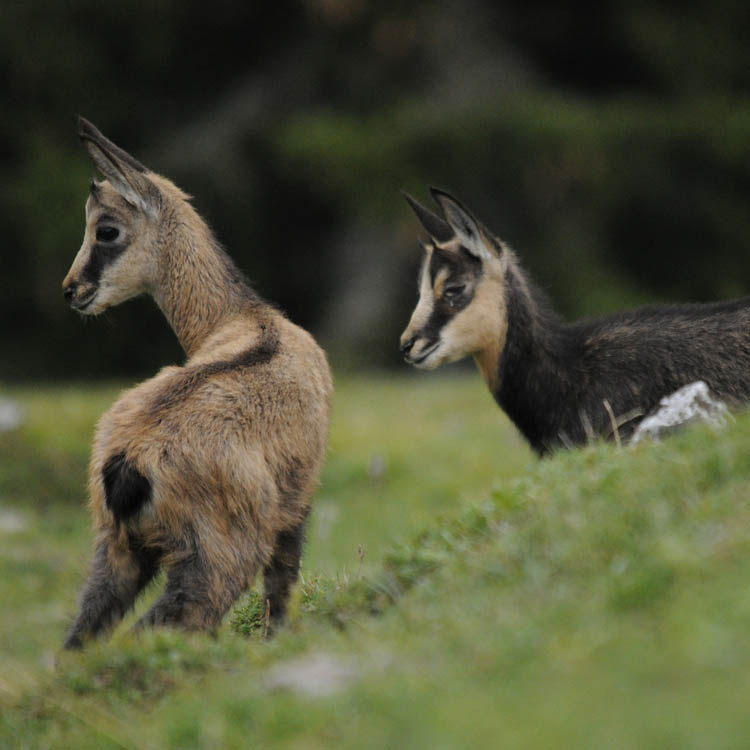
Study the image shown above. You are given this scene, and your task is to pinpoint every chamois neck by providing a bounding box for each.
[503,264,564,369]
[492,263,569,450]
[152,208,261,356]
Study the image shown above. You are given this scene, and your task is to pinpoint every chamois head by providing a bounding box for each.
[400,189,510,379]
[62,117,187,314]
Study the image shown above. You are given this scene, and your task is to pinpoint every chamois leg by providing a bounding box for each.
[133,547,248,634]
[263,515,309,630]
[64,537,158,650]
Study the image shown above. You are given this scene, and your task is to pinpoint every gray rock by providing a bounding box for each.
[264,653,359,697]
[631,381,729,445]
[0,398,24,431]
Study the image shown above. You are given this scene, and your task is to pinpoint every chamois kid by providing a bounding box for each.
[61,118,332,649]
[400,189,750,455]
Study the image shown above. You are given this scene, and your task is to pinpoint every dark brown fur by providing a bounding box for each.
[401,189,750,455]
[62,118,332,648]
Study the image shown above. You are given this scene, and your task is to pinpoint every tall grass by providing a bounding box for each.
[1,375,748,748]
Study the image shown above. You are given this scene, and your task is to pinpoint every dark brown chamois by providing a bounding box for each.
[61,118,332,648]
[400,189,750,455]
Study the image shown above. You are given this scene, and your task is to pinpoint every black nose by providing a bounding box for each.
[63,283,77,303]
[400,336,416,355]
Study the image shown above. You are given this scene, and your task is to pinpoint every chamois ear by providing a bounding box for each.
[402,191,455,244]
[76,116,158,216]
[430,188,497,261]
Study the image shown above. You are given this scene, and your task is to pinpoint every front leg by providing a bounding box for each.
[64,535,158,650]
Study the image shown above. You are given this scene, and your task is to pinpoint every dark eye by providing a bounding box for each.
[443,284,466,300]
[96,226,120,243]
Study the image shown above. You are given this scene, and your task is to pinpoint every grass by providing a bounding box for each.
[1,372,749,748]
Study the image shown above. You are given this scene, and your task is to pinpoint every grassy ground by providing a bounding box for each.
[1,373,749,748]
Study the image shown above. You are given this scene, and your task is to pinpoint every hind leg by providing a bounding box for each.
[263,514,309,630]
[133,547,249,633]
[64,535,158,650]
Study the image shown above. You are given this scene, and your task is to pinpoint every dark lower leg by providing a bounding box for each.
[64,538,158,649]
[263,516,308,628]
[134,549,245,633]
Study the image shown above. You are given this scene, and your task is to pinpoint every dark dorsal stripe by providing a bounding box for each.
[149,321,280,414]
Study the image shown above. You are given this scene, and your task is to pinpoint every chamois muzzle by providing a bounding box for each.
[400,331,440,366]
[63,280,98,312]
[400,335,416,358]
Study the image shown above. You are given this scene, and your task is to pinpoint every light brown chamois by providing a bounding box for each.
[61,118,332,649]
[400,189,750,455]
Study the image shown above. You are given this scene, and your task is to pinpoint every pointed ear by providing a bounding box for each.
[76,116,158,216]
[402,191,455,244]
[430,188,497,261]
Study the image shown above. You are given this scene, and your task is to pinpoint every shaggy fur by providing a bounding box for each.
[401,189,750,456]
[62,118,332,649]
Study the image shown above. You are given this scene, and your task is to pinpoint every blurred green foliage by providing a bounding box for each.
[2,1,749,378]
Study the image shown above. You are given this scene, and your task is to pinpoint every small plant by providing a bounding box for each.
[229,592,268,637]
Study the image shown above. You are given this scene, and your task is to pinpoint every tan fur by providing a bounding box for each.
[88,314,330,543]
[433,266,451,298]
[62,119,332,647]
[467,277,507,392]
[440,243,507,385]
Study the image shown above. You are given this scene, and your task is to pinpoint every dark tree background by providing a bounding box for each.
[2,0,749,379]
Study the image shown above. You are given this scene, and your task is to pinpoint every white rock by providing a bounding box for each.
[631,381,729,446]
[0,508,27,533]
[264,652,358,697]
[0,398,24,431]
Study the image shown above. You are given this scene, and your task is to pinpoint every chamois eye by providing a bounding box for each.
[96,226,120,243]
[443,284,466,300]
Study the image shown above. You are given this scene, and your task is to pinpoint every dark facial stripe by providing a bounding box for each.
[149,321,280,414]
[413,247,479,346]
[82,242,128,284]
[428,245,481,286]
[418,285,475,345]
[428,247,452,286]
[419,303,454,345]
